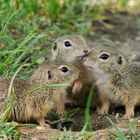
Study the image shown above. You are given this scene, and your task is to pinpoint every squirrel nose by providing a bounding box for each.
[83,49,88,54]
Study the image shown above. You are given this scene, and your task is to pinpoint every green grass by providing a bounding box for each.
[84,85,94,131]
[0,122,37,140]
[0,122,21,140]
[107,117,140,140]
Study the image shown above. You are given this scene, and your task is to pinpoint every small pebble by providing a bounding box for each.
[115,113,119,119]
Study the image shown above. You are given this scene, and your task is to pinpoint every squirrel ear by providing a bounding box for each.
[47,70,52,80]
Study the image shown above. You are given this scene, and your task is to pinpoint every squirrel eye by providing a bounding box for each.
[53,42,57,50]
[64,41,72,47]
[59,66,69,73]
[99,54,109,60]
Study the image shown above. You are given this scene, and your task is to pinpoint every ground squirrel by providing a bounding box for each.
[51,35,94,106]
[82,46,140,118]
[0,63,80,127]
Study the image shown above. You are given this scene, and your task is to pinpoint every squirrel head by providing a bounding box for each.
[30,63,80,87]
[82,46,128,74]
[51,35,90,63]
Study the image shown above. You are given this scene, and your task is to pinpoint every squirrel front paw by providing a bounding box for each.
[57,104,65,117]
[72,80,83,94]
[122,103,135,119]
[38,118,51,128]
[122,109,135,119]
[57,109,65,117]
[96,104,109,115]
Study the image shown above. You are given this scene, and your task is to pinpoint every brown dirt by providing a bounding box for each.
[17,106,140,139]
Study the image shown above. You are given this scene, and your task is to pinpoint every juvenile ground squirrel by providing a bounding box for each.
[51,35,94,105]
[0,63,80,127]
[82,46,140,118]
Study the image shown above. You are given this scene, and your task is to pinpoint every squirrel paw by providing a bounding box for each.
[122,113,134,119]
[96,105,109,115]
[38,118,51,128]
[39,121,51,128]
[58,111,65,117]
[37,123,51,129]
[57,108,65,117]
[72,80,83,94]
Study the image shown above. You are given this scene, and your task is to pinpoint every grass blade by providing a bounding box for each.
[84,85,94,131]
[107,117,126,140]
